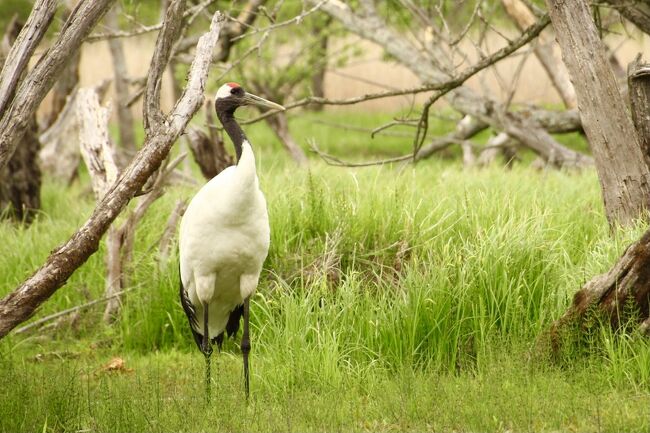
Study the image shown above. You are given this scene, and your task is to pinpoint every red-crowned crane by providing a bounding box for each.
[179,82,284,400]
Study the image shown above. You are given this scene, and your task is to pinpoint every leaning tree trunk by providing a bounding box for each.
[0,17,41,223]
[549,16,650,343]
[546,0,650,228]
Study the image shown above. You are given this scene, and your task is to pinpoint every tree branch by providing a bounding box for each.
[143,0,186,134]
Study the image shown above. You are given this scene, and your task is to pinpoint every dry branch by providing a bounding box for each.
[0,9,225,339]
[144,0,185,135]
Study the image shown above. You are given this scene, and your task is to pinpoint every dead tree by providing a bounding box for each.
[307,0,587,167]
[0,17,41,223]
[0,5,225,339]
[546,0,650,228]
[186,126,233,179]
[0,0,117,170]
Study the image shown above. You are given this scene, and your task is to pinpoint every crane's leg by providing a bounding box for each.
[202,302,212,403]
[241,297,251,400]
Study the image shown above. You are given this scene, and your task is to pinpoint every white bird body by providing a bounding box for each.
[179,141,269,339]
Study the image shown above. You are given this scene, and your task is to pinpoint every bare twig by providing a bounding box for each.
[14,287,137,335]
[86,0,219,42]
[230,1,327,42]
[309,140,412,167]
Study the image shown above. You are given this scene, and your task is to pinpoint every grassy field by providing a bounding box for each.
[1,111,649,432]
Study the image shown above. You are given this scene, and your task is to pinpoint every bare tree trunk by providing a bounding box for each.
[0,17,41,223]
[0,9,225,339]
[0,115,41,223]
[106,5,136,153]
[546,0,650,228]
[75,87,127,324]
[501,0,577,108]
[39,81,110,183]
[0,0,117,171]
[265,112,308,166]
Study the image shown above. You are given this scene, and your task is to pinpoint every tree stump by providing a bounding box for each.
[186,126,233,179]
[551,228,650,355]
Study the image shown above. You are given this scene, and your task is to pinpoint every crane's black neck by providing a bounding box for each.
[217,107,247,162]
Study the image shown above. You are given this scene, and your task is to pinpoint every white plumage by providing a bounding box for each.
[179,140,269,339]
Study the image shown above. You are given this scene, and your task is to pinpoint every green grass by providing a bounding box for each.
[1,111,650,432]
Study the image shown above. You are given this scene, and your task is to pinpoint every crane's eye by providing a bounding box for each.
[231,87,244,96]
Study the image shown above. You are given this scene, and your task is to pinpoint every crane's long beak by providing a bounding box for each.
[242,92,285,111]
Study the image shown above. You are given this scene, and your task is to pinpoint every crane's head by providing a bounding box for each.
[214,82,285,115]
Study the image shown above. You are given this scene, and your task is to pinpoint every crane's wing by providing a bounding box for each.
[179,268,203,351]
